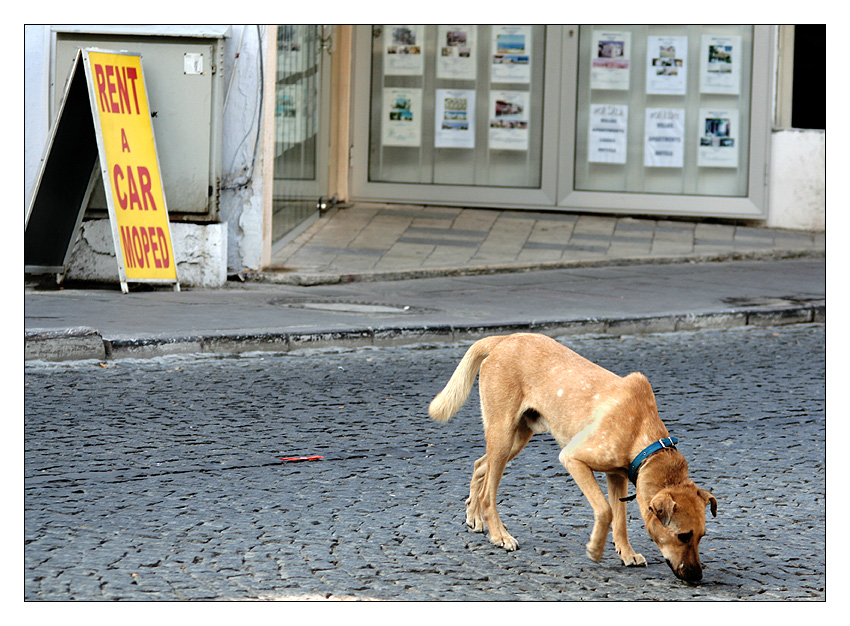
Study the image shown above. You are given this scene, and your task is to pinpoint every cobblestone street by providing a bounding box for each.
[24,325,825,601]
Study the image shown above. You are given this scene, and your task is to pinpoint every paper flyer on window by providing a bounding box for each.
[698,108,738,168]
[381,88,423,147]
[590,30,631,90]
[644,108,685,167]
[437,25,477,80]
[384,25,424,76]
[588,104,628,163]
[435,89,476,149]
[646,35,688,95]
[489,90,529,150]
[700,35,742,95]
[491,26,531,83]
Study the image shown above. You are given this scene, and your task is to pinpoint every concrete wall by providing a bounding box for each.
[65,219,227,288]
[219,25,266,273]
[24,26,50,201]
[767,129,825,231]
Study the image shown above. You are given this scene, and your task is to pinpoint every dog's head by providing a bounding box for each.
[644,484,717,583]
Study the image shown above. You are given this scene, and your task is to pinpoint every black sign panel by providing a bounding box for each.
[25,50,99,272]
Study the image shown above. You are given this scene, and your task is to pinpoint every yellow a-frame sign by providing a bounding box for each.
[25,48,179,293]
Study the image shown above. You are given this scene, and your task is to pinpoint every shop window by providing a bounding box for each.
[366,25,547,188]
[574,25,754,197]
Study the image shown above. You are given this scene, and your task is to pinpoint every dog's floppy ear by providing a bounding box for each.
[649,492,677,527]
[699,488,717,518]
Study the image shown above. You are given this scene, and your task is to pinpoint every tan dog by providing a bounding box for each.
[429,333,717,582]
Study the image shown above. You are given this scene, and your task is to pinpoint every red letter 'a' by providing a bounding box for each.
[127,167,142,211]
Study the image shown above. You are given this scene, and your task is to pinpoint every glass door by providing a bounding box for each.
[271,25,331,249]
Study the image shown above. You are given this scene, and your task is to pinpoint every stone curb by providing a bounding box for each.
[249,249,824,286]
[24,303,825,363]
[25,327,107,362]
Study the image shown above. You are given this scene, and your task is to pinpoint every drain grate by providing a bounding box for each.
[269,297,419,314]
[298,302,411,314]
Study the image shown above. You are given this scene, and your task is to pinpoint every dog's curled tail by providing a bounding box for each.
[429,335,505,422]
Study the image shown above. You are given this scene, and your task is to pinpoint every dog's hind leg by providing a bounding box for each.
[479,422,533,551]
[606,473,646,567]
[465,454,487,532]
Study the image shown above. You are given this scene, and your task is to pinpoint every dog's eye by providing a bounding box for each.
[677,531,693,544]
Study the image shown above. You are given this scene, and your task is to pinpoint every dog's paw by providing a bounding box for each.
[586,547,603,562]
[622,552,647,567]
[464,498,485,532]
[492,533,519,551]
[586,544,604,562]
[466,509,484,533]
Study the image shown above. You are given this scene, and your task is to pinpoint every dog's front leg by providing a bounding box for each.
[606,473,647,567]
[559,450,611,562]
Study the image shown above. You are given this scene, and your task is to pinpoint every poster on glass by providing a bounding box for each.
[437,25,477,80]
[700,35,741,95]
[489,91,529,150]
[697,108,738,168]
[384,25,425,76]
[644,108,685,167]
[491,26,531,83]
[646,36,688,95]
[382,88,423,147]
[588,104,628,163]
[435,89,476,149]
[590,30,631,90]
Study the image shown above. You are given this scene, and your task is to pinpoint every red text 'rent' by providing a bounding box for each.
[93,63,141,115]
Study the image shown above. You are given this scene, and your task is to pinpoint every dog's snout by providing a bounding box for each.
[666,558,703,583]
[680,566,703,583]
[679,567,702,583]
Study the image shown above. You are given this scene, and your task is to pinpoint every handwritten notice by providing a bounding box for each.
[645,108,685,167]
[588,104,628,164]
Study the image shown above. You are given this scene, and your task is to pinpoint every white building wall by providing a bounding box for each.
[24,25,50,202]
[767,129,825,231]
[218,25,266,273]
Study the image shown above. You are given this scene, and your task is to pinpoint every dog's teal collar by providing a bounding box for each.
[627,437,678,485]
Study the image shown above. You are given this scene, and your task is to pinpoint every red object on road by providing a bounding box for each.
[279,455,324,462]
